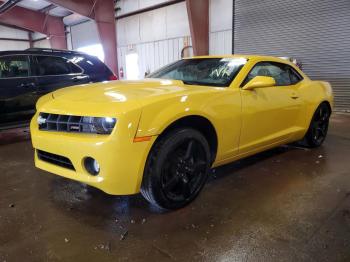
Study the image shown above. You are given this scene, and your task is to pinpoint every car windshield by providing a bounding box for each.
[147,58,247,87]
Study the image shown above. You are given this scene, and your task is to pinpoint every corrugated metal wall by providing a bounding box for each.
[209,30,232,55]
[0,25,30,51]
[116,1,190,79]
[117,36,191,79]
[234,0,350,112]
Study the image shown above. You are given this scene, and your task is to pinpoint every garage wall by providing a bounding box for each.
[117,0,173,16]
[32,32,51,49]
[33,39,51,48]
[117,1,191,79]
[67,0,234,79]
[234,0,350,112]
[0,25,30,51]
[70,21,99,49]
[118,37,191,79]
[209,0,233,55]
[0,40,29,51]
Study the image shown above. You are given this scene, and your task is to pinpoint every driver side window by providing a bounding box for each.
[243,61,302,87]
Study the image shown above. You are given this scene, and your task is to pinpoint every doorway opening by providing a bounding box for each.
[125,53,139,80]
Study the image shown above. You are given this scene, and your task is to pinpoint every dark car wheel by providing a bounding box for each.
[141,128,211,210]
[302,102,331,148]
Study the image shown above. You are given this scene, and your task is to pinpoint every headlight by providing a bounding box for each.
[38,113,117,134]
[82,116,117,134]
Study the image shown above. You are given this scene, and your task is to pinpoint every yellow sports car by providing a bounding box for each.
[30,55,333,209]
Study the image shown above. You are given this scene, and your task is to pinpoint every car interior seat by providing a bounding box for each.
[257,68,271,77]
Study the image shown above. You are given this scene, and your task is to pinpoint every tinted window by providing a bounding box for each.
[70,55,111,75]
[148,58,248,87]
[243,62,303,86]
[288,67,303,84]
[36,56,82,76]
[0,56,29,78]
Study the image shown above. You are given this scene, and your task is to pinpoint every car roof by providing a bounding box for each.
[0,48,88,57]
[189,54,291,63]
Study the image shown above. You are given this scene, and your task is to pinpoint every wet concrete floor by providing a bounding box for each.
[0,114,349,262]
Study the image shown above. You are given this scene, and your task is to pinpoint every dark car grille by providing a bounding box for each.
[38,113,116,134]
[39,113,96,133]
[37,150,75,171]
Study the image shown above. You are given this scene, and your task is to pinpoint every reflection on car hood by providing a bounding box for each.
[40,78,222,117]
[52,79,192,104]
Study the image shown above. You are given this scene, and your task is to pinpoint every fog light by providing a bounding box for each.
[84,157,100,176]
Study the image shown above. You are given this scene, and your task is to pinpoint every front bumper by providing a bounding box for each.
[30,112,156,195]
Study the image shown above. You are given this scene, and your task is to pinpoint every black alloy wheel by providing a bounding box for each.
[161,138,207,202]
[303,103,331,147]
[141,128,211,210]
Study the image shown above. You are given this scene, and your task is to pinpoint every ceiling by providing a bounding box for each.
[16,0,52,11]
[15,0,89,25]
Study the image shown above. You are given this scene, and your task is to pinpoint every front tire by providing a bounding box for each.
[302,102,331,148]
[141,128,211,210]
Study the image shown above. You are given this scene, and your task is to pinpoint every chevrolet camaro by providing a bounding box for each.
[30,55,333,210]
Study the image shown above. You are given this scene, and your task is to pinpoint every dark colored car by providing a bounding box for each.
[0,48,117,127]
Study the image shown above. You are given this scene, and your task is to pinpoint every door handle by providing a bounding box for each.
[18,82,35,88]
[72,75,88,82]
[290,92,299,99]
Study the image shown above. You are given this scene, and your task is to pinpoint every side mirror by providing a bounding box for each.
[243,76,276,90]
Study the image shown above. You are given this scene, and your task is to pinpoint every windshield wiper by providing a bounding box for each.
[182,80,203,85]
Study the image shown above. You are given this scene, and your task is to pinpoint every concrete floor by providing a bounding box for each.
[0,114,349,262]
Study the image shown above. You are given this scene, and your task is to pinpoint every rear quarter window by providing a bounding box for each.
[70,55,112,76]
[242,61,303,87]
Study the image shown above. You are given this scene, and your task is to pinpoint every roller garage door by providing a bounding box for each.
[234,0,350,112]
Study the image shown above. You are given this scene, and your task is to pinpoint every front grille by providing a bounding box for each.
[38,113,116,134]
[39,113,91,133]
[37,150,75,170]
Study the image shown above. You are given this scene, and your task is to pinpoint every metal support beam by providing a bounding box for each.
[0,1,66,49]
[46,0,95,18]
[0,0,22,14]
[28,32,33,48]
[116,0,185,19]
[186,0,209,56]
[0,37,27,42]
[0,21,32,32]
[40,3,57,13]
[47,0,118,74]
[94,0,118,74]
[33,37,47,43]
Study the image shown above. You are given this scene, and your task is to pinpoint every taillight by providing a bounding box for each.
[109,74,118,81]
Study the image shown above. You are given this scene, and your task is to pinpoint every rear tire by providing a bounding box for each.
[141,128,211,210]
[301,102,331,148]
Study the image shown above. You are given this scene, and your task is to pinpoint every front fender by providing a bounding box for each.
[298,80,334,129]
[136,94,218,137]
[135,89,242,163]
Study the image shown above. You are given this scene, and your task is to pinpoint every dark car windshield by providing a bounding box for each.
[147,58,247,87]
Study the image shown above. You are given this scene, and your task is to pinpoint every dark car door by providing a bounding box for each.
[0,55,37,123]
[33,55,90,96]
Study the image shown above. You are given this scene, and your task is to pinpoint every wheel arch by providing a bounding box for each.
[320,100,332,114]
[302,99,332,137]
[152,115,218,164]
[308,100,332,123]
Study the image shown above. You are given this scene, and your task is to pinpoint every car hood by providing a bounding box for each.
[40,79,217,117]
[52,79,194,104]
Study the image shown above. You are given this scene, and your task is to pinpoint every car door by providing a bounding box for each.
[33,55,90,97]
[239,61,304,154]
[0,55,37,123]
